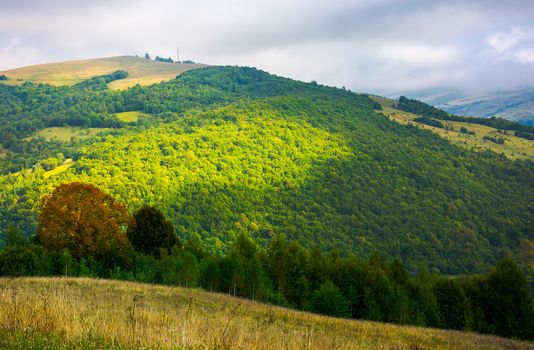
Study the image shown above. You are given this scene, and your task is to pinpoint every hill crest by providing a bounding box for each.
[0,55,205,90]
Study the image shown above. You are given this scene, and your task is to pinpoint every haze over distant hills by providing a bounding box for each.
[383,87,534,126]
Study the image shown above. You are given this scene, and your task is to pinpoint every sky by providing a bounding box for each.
[1,0,534,93]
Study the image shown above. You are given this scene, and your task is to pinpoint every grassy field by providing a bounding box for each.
[115,111,150,122]
[0,55,205,90]
[43,158,75,179]
[28,126,110,142]
[371,96,534,161]
[0,277,532,350]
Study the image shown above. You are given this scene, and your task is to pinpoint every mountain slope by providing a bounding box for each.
[0,65,532,274]
[385,87,534,125]
[371,95,534,161]
[1,277,531,350]
[0,55,204,90]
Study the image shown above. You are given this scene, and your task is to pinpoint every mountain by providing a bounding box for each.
[371,95,534,161]
[0,55,205,90]
[1,277,531,349]
[0,58,533,275]
[383,87,534,126]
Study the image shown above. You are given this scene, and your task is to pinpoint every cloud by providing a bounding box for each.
[515,49,534,64]
[1,0,534,92]
[378,44,461,66]
[487,27,528,52]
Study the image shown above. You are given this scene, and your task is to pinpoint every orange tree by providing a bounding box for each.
[37,182,132,267]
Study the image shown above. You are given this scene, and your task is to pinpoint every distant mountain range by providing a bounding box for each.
[383,87,534,126]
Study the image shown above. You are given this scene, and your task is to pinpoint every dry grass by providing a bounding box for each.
[0,55,205,90]
[370,96,534,161]
[0,277,532,350]
[43,159,75,179]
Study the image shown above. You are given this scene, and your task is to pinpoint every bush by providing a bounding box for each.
[460,127,475,135]
[309,281,350,318]
[0,244,48,276]
[483,134,505,144]
[413,116,445,128]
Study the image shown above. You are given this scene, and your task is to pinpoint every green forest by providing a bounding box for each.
[1,182,533,340]
[0,67,533,278]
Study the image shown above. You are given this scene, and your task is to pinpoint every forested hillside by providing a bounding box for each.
[0,66,533,274]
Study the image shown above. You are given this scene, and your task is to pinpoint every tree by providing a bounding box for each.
[144,53,151,60]
[229,232,257,259]
[0,244,47,276]
[58,248,74,277]
[200,256,221,291]
[286,240,310,308]
[37,182,131,267]
[309,280,350,318]
[433,279,469,330]
[363,258,394,322]
[266,235,289,294]
[243,256,267,300]
[484,257,534,338]
[127,205,179,256]
[220,255,244,296]
[0,226,28,247]
[176,252,199,287]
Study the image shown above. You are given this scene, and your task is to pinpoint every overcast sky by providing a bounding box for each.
[1,0,534,93]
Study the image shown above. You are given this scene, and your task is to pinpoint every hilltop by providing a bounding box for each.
[0,55,205,90]
[1,277,531,350]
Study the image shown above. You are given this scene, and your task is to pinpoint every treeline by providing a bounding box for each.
[397,96,534,140]
[413,116,445,129]
[142,52,196,64]
[398,96,449,119]
[0,183,532,340]
[73,70,128,89]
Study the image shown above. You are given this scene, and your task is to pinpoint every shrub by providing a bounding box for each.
[309,280,350,318]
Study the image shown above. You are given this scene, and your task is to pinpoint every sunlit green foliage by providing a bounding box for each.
[0,66,532,276]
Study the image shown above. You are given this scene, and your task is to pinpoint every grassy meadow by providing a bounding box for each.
[371,96,534,160]
[28,126,110,142]
[0,55,205,90]
[115,111,150,122]
[0,277,532,350]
